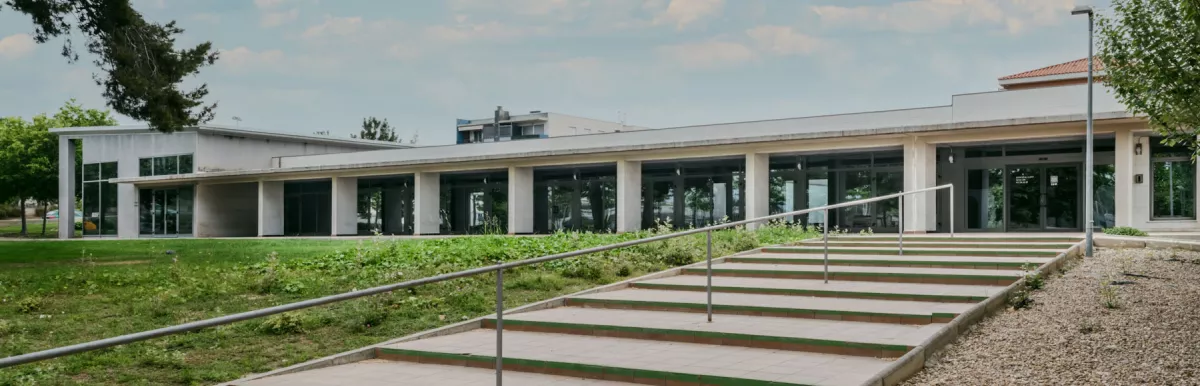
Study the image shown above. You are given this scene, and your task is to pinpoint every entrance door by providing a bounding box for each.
[1006,165,1080,231]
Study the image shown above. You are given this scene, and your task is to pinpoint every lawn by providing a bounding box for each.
[0,223,817,385]
[0,222,75,239]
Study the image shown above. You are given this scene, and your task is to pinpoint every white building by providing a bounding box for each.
[52,58,1198,239]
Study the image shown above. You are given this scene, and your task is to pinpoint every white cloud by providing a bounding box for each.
[657,39,756,70]
[653,0,724,30]
[811,0,1076,35]
[301,16,365,38]
[192,13,222,24]
[261,9,299,28]
[254,0,287,9]
[218,47,286,72]
[424,22,545,43]
[0,34,36,60]
[745,26,822,56]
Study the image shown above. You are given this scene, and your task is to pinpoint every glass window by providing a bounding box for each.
[84,163,99,181]
[178,186,194,235]
[967,169,1004,230]
[139,189,154,235]
[179,154,193,174]
[1094,165,1116,228]
[83,182,100,236]
[101,162,118,179]
[1151,150,1195,219]
[139,158,153,177]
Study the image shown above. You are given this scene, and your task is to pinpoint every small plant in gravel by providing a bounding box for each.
[1103,226,1148,237]
[1008,288,1033,310]
[1021,263,1044,290]
[15,296,43,314]
[1099,276,1121,309]
[1078,319,1102,334]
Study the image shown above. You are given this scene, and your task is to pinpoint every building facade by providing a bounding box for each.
[54,59,1199,239]
[455,109,647,144]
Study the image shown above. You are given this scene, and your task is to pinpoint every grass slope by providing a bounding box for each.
[0,223,816,385]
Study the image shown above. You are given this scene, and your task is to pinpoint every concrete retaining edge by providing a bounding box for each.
[223,239,778,385]
[859,240,1085,386]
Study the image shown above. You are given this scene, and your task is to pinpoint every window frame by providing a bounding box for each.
[1150,154,1196,220]
[138,153,195,177]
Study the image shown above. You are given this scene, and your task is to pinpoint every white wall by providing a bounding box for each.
[195,182,258,237]
[546,113,640,137]
[196,133,375,172]
[951,84,1123,123]
[82,132,198,238]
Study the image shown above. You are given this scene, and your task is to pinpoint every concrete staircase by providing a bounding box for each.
[236,235,1080,386]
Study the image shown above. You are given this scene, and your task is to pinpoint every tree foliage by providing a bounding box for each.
[2,0,218,133]
[0,100,117,235]
[352,117,399,142]
[1098,0,1200,158]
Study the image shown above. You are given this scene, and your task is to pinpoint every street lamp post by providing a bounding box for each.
[1072,5,1095,257]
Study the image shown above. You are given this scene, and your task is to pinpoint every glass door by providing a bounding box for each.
[1006,165,1081,231]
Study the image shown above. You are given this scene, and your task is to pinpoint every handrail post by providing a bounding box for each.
[898,195,904,256]
[495,267,503,386]
[823,209,829,284]
[706,229,713,323]
[949,184,955,237]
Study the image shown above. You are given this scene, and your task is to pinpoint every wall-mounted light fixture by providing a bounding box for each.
[948,146,956,164]
[675,167,681,176]
[1134,140,1143,155]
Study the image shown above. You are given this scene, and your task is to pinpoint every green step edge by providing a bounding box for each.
[727,257,1035,268]
[566,297,957,321]
[761,247,1059,257]
[379,347,813,386]
[483,318,912,353]
[631,282,988,302]
[682,267,1018,281]
[795,243,1077,250]
[824,237,1081,243]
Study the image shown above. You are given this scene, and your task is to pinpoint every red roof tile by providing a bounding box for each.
[999,57,1105,81]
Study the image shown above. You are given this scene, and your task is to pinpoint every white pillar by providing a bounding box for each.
[904,136,937,233]
[508,166,534,234]
[258,181,284,236]
[745,152,770,229]
[57,137,76,239]
[1113,128,1135,227]
[331,177,357,236]
[414,172,441,235]
[616,160,642,233]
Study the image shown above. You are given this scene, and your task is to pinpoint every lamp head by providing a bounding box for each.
[1071,5,1094,16]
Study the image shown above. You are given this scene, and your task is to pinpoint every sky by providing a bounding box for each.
[0,0,1107,146]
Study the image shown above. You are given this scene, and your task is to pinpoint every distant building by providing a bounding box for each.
[455,110,648,144]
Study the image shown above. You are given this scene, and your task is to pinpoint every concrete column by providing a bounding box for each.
[258,181,284,236]
[744,152,770,229]
[903,136,937,233]
[508,166,534,234]
[331,177,357,236]
[57,137,76,239]
[414,172,441,235]
[616,160,642,233]
[1113,128,1135,227]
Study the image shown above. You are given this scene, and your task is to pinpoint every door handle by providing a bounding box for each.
[1040,195,1047,207]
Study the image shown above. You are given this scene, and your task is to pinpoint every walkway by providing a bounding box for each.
[236,234,1080,386]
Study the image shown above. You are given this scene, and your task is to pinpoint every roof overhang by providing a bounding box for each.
[51,124,412,149]
[999,71,1106,88]
[110,111,1139,187]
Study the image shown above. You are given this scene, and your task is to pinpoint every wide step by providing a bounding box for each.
[491,307,939,358]
[379,329,891,386]
[763,246,1061,257]
[729,252,1052,269]
[685,262,1023,285]
[567,288,970,324]
[795,241,1077,249]
[237,359,633,385]
[634,275,1006,303]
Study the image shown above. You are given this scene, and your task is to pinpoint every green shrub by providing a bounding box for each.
[1021,263,1044,290]
[16,297,43,314]
[508,274,567,291]
[0,319,13,336]
[558,259,605,280]
[1103,226,1148,237]
[1099,277,1121,309]
[1008,288,1033,310]
[615,265,632,277]
[259,313,305,335]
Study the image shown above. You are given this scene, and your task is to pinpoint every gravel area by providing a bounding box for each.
[906,247,1200,385]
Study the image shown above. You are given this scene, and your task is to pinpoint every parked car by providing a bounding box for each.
[46,210,84,222]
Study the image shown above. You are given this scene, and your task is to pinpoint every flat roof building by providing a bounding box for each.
[52,58,1197,239]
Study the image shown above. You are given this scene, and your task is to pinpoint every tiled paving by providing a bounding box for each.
[233,235,1080,386]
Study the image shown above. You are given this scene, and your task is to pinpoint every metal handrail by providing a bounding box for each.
[0,184,955,385]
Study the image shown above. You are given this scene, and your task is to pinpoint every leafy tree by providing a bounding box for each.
[1098,0,1200,158]
[0,100,117,236]
[353,117,400,142]
[3,0,218,133]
